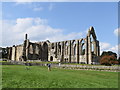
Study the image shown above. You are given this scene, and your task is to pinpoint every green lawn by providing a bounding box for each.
[2,65,118,88]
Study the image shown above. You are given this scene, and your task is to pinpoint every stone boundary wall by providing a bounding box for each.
[3,60,120,72]
[55,64,120,72]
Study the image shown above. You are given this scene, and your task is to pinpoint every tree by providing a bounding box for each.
[100,54,118,66]
[101,51,117,58]
[118,56,120,64]
[1,48,8,59]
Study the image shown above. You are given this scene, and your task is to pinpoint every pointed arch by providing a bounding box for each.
[87,26,97,41]
[71,40,76,55]
[65,41,69,55]
[42,42,48,61]
[58,42,62,55]
[80,39,85,55]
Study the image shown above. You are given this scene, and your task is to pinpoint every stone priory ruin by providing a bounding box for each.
[6,26,100,64]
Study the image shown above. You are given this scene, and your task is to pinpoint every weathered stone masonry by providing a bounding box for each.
[6,26,100,64]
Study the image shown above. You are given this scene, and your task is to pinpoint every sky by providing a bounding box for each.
[1,1,120,56]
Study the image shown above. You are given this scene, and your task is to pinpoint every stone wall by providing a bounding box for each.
[28,43,41,60]
[16,45,23,61]
[11,46,16,60]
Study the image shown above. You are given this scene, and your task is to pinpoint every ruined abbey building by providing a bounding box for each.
[6,26,100,64]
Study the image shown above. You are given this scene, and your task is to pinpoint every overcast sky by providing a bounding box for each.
[1,1,120,56]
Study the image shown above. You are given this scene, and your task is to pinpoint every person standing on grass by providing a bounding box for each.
[24,62,32,70]
[47,63,51,71]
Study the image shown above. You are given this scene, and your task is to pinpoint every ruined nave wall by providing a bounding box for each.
[10,45,23,61]
[16,45,23,61]
[11,46,16,60]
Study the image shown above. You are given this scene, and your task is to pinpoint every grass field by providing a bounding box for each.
[2,65,118,88]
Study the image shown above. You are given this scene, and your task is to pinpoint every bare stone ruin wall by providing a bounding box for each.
[16,45,23,61]
[11,47,16,60]
[8,45,23,61]
[48,38,100,64]
[6,26,100,64]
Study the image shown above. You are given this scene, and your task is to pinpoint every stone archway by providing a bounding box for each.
[72,40,76,56]
[50,56,53,61]
[65,41,69,55]
[42,42,48,61]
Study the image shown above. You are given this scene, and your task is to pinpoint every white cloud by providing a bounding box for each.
[100,42,119,57]
[46,32,83,42]
[109,45,118,52]
[114,28,120,37]
[33,7,43,11]
[109,44,120,57]
[100,42,111,50]
[2,17,83,47]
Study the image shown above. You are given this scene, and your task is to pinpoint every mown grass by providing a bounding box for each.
[2,65,118,88]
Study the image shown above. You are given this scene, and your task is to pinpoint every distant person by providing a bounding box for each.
[47,63,51,71]
[59,62,61,66]
[24,62,31,70]
[28,63,32,66]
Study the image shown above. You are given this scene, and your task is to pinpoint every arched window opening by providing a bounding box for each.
[65,58,66,62]
[58,42,61,54]
[50,56,53,61]
[43,42,48,61]
[65,41,69,55]
[74,45,76,55]
[72,41,76,55]
[80,39,85,55]
[67,47,68,55]
[35,45,39,54]
[90,35,95,55]
[43,42,48,51]
[29,44,33,54]
[51,43,54,49]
